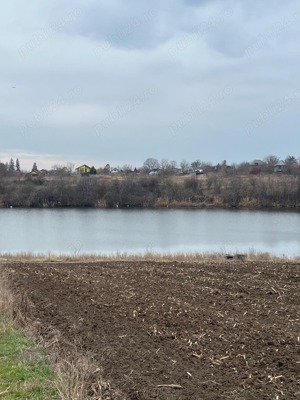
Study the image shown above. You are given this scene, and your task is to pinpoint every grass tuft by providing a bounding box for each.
[0,315,58,399]
[53,354,124,400]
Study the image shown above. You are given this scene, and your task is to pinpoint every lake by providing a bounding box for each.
[1,208,300,257]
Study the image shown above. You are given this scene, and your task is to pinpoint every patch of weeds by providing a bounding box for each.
[0,314,58,399]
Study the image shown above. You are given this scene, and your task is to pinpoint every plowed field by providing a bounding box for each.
[2,260,300,399]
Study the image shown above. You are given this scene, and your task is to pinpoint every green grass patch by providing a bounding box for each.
[0,315,58,399]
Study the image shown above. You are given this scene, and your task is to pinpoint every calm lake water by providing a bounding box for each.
[1,208,300,257]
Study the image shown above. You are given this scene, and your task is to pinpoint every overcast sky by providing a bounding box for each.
[1,0,300,170]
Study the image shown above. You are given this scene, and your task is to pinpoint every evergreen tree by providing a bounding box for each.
[103,164,111,174]
[16,158,20,172]
[90,166,97,175]
[8,158,15,173]
[0,162,7,176]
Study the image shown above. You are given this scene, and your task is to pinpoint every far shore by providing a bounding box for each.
[2,203,300,210]
[1,173,300,209]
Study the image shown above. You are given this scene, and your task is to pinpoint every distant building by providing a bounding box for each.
[111,167,122,174]
[192,169,204,175]
[75,165,91,175]
[274,163,285,173]
[249,160,265,175]
[30,169,39,176]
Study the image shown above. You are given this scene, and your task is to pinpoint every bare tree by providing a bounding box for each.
[122,164,133,174]
[191,160,202,169]
[284,155,299,174]
[264,155,280,173]
[236,161,250,174]
[180,160,190,174]
[284,155,298,165]
[160,159,177,175]
[66,162,75,174]
[143,158,160,172]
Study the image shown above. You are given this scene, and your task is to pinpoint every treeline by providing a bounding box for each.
[1,174,300,209]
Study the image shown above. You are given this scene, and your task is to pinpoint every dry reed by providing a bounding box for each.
[1,250,299,264]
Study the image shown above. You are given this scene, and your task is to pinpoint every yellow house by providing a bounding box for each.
[30,169,39,176]
[75,164,91,175]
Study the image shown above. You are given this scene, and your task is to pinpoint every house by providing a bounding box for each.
[249,160,265,175]
[111,167,122,174]
[192,168,204,175]
[30,169,39,176]
[274,163,285,173]
[75,164,91,175]
[149,169,158,175]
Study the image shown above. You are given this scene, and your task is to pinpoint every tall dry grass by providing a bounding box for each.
[0,272,29,325]
[53,354,125,400]
[0,274,13,315]
[1,250,299,263]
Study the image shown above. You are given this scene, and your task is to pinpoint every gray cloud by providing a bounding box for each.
[1,0,300,170]
[65,1,164,49]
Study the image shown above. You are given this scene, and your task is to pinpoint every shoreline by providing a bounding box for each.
[1,251,300,263]
[2,204,300,210]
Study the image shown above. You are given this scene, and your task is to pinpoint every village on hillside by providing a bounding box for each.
[1,155,300,177]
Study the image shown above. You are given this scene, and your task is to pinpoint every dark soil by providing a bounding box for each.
[2,260,300,399]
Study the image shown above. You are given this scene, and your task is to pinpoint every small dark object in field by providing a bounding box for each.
[225,254,247,261]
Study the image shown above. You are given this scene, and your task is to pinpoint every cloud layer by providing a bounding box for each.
[1,0,299,169]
